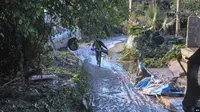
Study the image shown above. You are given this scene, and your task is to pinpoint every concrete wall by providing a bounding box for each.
[186,16,200,48]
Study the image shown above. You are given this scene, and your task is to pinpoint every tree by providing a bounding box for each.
[129,0,132,12]
[0,0,129,84]
[175,0,180,37]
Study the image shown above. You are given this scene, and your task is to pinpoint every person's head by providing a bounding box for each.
[95,35,100,41]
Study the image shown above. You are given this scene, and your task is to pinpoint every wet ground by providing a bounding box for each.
[72,35,168,112]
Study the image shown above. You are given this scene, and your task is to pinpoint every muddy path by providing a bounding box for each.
[72,35,168,112]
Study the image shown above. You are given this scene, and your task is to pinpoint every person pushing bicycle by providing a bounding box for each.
[91,37,108,67]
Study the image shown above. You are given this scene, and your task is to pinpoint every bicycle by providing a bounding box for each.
[91,48,108,67]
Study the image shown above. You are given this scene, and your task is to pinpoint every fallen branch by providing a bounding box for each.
[30,74,57,81]
[0,77,21,89]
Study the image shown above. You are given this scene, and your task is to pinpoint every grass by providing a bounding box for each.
[46,66,76,76]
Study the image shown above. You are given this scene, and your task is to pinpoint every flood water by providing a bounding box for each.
[71,35,168,112]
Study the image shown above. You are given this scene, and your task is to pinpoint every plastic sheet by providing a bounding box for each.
[135,77,151,89]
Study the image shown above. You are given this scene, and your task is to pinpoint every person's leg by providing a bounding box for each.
[95,51,99,65]
[96,51,100,66]
[98,51,102,67]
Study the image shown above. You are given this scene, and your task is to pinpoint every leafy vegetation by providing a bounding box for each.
[180,0,200,13]
[127,26,186,67]
[0,0,129,85]
[143,44,185,68]
[129,4,169,31]
[0,0,129,111]
[128,25,145,36]
[121,0,191,68]
[0,50,90,112]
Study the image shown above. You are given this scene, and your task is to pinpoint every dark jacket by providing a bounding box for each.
[92,40,107,51]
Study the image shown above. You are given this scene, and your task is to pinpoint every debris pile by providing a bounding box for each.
[134,63,185,97]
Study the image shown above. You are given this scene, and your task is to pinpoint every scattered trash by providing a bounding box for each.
[135,77,151,89]
[135,64,185,97]
[134,63,152,85]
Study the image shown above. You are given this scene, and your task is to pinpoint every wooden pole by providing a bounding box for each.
[152,0,156,8]
[128,0,132,24]
[176,0,180,37]
[129,0,132,12]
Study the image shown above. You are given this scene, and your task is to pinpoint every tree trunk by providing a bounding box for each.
[129,0,132,12]
[152,0,156,8]
[175,0,180,37]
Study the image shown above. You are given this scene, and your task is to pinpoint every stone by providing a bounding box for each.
[186,16,200,47]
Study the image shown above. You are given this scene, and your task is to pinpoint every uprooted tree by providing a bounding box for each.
[0,0,129,85]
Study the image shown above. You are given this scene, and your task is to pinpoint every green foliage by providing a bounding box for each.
[128,27,185,68]
[0,50,90,112]
[181,0,200,12]
[129,3,168,31]
[130,30,166,60]
[144,5,167,30]
[169,0,200,15]
[0,0,129,84]
[128,25,145,36]
[46,67,75,76]
[0,79,88,112]
[66,0,129,38]
[143,44,185,68]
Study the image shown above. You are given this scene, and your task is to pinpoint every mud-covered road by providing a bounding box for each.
[72,35,168,112]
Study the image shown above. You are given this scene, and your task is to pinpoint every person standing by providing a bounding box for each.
[91,38,108,67]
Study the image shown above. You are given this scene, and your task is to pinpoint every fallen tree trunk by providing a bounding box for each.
[30,74,57,81]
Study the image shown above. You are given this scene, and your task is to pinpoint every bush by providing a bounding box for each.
[143,44,185,68]
[131,30,168,60]
[128,25,145,36]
